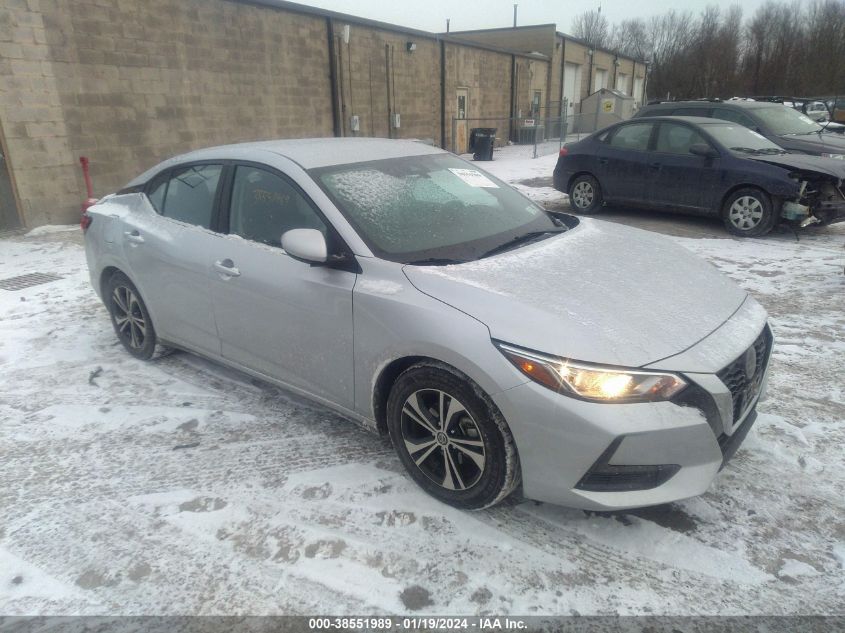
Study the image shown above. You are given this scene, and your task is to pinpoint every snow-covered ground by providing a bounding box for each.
[1,147,844,616]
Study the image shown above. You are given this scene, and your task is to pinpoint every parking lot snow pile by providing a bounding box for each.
[1,210,843,616]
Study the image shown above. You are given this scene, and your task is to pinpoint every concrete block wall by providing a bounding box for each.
[1,0,555,229]
[1,0,334,226]
[0,0,77,227]
[331,21,440,143]
[443,42,515,151]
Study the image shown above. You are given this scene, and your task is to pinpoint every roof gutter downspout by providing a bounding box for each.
[440,39,447,149]
[510,54,516,119]
[326,18,341,137]
[559,36,566,115]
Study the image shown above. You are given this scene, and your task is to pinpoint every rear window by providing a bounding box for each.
[671,107,711,117]
[712,108,756,128]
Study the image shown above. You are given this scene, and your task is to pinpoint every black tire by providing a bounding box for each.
[568,174,604,214]
[721,187,777,237]
[105,271,159,360]
[386,362,520,510]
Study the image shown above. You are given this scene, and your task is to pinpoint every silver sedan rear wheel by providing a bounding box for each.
[105,271,160,360]
[400,389,486,491]
[112,285,147,350]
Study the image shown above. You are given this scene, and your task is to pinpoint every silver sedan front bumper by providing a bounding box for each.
[492,325,773,510]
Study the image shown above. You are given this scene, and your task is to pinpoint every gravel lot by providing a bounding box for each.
[1,148,843,616]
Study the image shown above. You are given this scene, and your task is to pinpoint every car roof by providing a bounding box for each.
[621,115,718,125]
[644,100,780,110]
[127,137,446,186]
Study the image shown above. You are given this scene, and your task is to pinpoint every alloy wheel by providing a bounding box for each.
[399,389,486,491]
[572,181,594,209]
[728,196,764,230]
[112,285,147,350]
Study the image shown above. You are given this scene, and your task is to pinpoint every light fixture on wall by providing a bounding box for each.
[406,41,416,53]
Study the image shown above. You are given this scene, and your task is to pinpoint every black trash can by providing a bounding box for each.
[469,127,496,161]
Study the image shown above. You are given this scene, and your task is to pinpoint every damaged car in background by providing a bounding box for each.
[554,116,845,236]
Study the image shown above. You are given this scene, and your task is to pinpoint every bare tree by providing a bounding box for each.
[591,0,845,101]
[572,9,609,49]
[609,18,650,60]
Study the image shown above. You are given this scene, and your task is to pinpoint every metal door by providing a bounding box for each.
[455,88,469,154]
[563,63,580,115]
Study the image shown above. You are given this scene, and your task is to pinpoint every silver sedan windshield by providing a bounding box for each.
[311,154,560,262]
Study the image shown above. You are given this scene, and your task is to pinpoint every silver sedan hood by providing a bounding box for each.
[404,219,747,368]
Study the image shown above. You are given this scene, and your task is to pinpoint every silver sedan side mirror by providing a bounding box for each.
[281,228,328,263]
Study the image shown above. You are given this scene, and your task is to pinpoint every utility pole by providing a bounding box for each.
[446,18,450,33]
[513,4,518,27]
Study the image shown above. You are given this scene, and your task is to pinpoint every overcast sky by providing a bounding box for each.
[291,0,770,34]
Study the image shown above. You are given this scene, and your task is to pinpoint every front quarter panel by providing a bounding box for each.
[352,258,528,423]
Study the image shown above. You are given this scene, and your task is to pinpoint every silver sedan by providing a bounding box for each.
[83,138,772,510]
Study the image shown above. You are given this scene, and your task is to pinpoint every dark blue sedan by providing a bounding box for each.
[553,116,845,237]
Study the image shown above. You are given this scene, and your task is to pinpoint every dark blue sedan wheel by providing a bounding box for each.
[722,188,776,237]
[569,174,603,214]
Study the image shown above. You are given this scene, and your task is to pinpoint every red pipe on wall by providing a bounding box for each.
[79,156,97,213]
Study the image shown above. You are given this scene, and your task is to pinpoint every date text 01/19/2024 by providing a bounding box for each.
[307,617,528,630]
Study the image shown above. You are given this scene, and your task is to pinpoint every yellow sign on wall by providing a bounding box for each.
[601,99,615,113]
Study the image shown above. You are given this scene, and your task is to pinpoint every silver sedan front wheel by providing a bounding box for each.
[400,389,486,491]
[386,363,520,509]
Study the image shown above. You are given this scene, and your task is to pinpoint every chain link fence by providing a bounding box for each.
[452,103,626,159]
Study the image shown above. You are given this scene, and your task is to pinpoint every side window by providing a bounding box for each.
[146,172,169,213]
[712,109,755,129]
[161,164,223,229]
[228,165,326,247]
[655,123,709,154]
[608,123,654,151]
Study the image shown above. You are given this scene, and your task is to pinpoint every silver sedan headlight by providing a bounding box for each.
[496,342,687,403]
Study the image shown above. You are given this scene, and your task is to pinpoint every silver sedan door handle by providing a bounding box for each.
[214,259,241,278]
[124,230,144,244]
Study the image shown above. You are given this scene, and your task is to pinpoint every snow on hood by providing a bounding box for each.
[403,219,748,368]
[747,153,845,180]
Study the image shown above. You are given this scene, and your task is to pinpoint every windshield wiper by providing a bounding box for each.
[405,257,467,266]
[480,230,565,259]
[730,146,763,155]
[755,147,788,155]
